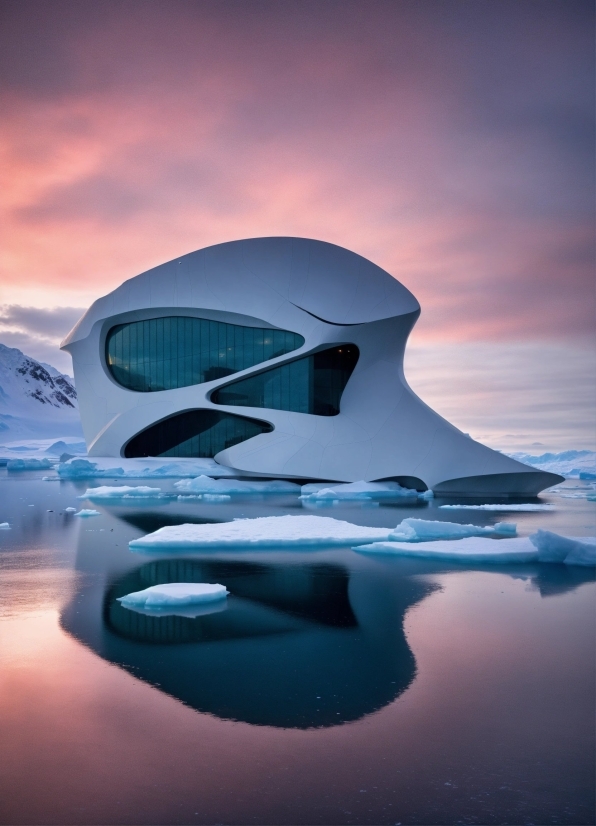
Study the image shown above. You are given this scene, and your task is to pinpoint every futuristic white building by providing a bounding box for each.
[61,237,561,494]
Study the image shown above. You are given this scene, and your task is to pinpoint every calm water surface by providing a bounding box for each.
[0,471,594,825]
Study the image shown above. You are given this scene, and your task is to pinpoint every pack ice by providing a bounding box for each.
[129,515,392,551]
[79,485,164,500]
[356,530,596,566]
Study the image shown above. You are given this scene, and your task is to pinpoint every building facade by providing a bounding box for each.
[61,237,561,494]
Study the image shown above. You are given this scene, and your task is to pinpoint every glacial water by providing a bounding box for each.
[0,471,594,825]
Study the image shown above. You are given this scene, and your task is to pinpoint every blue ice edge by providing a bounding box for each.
[355,530,595,567]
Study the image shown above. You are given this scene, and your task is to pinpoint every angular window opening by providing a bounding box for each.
[106,317,304,392]
[211,345,359,416]
[124,410,273,458]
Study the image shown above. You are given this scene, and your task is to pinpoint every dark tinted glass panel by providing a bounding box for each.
[124,410,273,458]
[106,317,304,392]
[212,345,359,416]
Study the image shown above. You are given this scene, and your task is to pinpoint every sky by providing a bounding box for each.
[0,0,594,452]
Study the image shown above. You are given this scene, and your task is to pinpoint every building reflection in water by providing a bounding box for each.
[61,507,593,730]
[60,515,435,729]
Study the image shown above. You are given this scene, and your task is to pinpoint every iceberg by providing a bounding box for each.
[117,582,229,611]
[440,503,553,512]
[74,509,101,517]
[7,457,53,470]
[56,457,239,479]
[78,485,163,500]
[300,480,421,501]
[388,517,516,541]
[355,531,596,566]
[129,515,391,551]
[64,507,77,512]
[174,475,301,495]
[0,522,10,530]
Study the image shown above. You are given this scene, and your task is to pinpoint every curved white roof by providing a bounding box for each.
[62,237,419,347]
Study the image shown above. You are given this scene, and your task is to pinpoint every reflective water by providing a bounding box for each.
[1,472,594,825]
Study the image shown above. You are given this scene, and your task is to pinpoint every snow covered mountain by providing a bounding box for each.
[0,342,83,440]
[506,450,596,479]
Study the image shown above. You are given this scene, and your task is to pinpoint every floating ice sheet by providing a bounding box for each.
[129,515,391,551]
[74,509,101,517]
[64,507,77,512]
[79,485,163,500]
[174,475,300,495]
[389,517,516,542]
[355,531,596,566]
[440,503,554,512]
[0,522,10,529]
[300,480,422,501]
[57,457,239,479]
[117,582,229,611]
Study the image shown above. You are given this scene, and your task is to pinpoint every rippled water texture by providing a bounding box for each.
[0,471,594,825]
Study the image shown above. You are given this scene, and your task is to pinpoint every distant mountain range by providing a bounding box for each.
[0,342,83,440]
[506,450,596,479]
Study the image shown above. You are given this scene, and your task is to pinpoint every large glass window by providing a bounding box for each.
[211,345,359,416]
[124,410,273,458]
[106,317,304,392]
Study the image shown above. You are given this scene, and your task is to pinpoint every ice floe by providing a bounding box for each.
[389,517,516,541]
[117,582,229,613]
[177,494,231,502]
[57,457,239,479]
[300,480,423,501]
[64,507,77,512]
[174,475,300,495]
[129,515,391,551]
[74,509,101,517]
[78,485,163,500]
[7,457,53,470]
[0,522,10,529]
[440,503,554,512]
[355,531,596,566]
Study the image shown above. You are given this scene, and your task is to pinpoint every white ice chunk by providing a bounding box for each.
[129,515,391,551]
[388,517,516,542]
[79,485,163,500]
[440,503,554,512]
[174,475,300,495]
[74,509,101,517]
[64,507,77,512]
[529,530,596,566]
[300,480,419,500]
[356,531,596,566]
[0,522,10,529]
[117,582,229,611]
